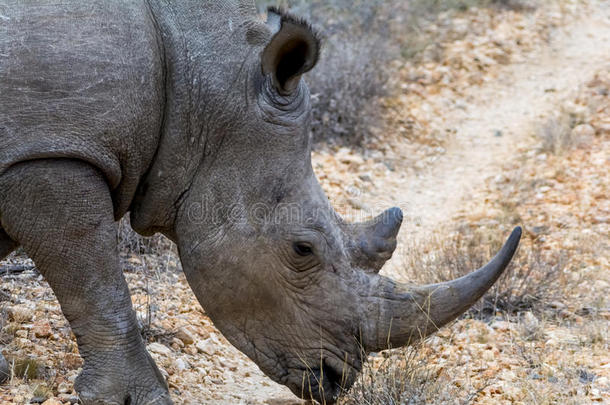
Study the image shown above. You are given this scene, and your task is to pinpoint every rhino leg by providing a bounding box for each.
[0,220,19,383]
[0,160,172,405]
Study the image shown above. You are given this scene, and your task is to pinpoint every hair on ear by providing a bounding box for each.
[262,7,322,94]
[266,6,322,48]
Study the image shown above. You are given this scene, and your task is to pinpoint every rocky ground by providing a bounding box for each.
[1,1,609,404]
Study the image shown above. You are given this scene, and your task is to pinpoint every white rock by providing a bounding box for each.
[57,381,71,394]
[571,124,595,138]
[175,327,196,345]
[175,358,189,372]
[196,339,218,356]
[147,342,172,356]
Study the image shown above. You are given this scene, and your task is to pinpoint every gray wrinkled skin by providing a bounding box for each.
[0,1,521,404]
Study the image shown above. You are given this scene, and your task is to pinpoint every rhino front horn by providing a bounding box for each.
[363,226,522,352]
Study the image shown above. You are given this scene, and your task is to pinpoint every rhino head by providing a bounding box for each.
[131,7,521,404]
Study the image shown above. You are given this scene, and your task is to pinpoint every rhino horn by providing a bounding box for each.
[362,226,521,352]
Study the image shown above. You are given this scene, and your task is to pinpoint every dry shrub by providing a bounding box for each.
[116,217,177,341]
[401,225,569,318]
[116,217,174,256]
[11,357,40,380]
[537,100,595,154]
[538,116,574,154]
[339,343,486,404]
[307,33,392,145]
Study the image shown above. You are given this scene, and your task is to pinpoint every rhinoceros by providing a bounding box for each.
[0,0,521,403]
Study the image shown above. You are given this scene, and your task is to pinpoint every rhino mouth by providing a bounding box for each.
[297,356,358,404]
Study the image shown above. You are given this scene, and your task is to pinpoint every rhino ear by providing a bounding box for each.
[262,7,320,94]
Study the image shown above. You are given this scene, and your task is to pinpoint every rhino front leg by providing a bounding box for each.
[0,229,17,383]
[0,160,172,405]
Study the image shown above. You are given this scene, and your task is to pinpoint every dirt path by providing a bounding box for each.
[383,3,610,247]
[368,1,610,279]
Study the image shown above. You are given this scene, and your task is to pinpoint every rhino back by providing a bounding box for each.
[0,0,165,217]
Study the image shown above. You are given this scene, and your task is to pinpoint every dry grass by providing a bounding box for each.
[536,95,599,155]
[10,358,40,381]
[400,224,570,319]
[537,116,574,154]
[339,343,486,405]
[116,218,179,343]
[117,217,174,256]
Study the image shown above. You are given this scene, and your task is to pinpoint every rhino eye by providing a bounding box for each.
[293,242,313,256]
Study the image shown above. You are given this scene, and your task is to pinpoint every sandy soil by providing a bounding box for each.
[370,1,610,241]
[378,0,610,275]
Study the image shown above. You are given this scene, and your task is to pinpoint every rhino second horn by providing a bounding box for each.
[358,207,403,271]
[363,226,522,352]
[372,207,403,240]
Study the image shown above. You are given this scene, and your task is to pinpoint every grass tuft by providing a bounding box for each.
[401,225,569,319]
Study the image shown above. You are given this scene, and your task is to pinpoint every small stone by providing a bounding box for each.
[596,376,609,386]
[528,225,548,236]
[57,394,79,404]
[490,320,513,332]
[196,339,217,356]
[158,366,169,382]
[579,369,597,384]
[358,172,373,183]
[41,399,62,405]
[211,377,224,385]
[548,301,566,310]
[171,337,184,348]
[347,198,369,211]
[32,320,52,338]
[571,124,595,138]
[63,353,83,370]
[175,358,189,372]
[15,329,28,339]
[593,122,610,134]
[148,342,172,356]
[184,345,197,356]
[57,382,70,394]
[175,327,196,345]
